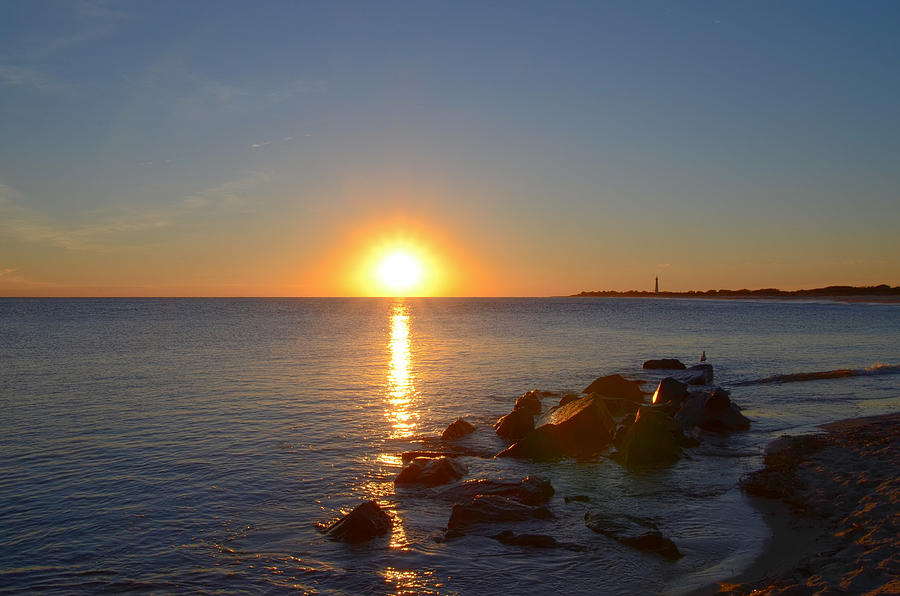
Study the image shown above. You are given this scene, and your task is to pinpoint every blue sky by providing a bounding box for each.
[1,1,899,295]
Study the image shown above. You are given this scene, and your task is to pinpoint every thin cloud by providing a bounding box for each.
[0,65,66,92]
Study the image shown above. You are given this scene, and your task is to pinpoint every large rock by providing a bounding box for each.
[615,406,682,468]
[494,408,535,441]
[436,476,554,506]
[677,364,714,385]
[441,417,476,441]
[600,397,641,418]
[447,495,552,533]
[651,377,690,409]
[514,390,543,416]
[642,358,686,370]
[496,395,616,460]
[674,388,750,433]
[585,512,682,560]
[394,456,467,487]
[583,374,646,402]
[325,500,392,543]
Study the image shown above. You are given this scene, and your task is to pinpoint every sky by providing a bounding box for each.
[1,0,899,297]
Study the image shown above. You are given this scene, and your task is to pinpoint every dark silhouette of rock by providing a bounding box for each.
[558,393,580,407]
[492,530,559,548]
[514,390,543,416]
[615,406,682,468]
[394,456,467,487]
[585,512,682,560]
[400,450,466,462]
[651,377,690,409]
[582,374,646,402]
[677,364,714,385]
[496,395,616,460]
[325,500,392,543]
[600,396,641,417]
[642,358,686,370]
[447,495,552,534]
[436,476,554,506]
[675,388,750,432]
[441,417,476,441]
[494,408,535,441]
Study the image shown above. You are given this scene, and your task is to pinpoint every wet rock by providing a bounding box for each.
[642,358,686,370]
[677,364,714,385]
[325,500,392,543]
[651,377,689,407]
[496,396,616,460]
[558,393,580,407]
[447,495,552,534]
[514,390,543,416]
[584,512,682,560]
[394,456,467,487]
[436,476,554,506]
[615,406,682,468]
[494,408,535,441]
[492,530,560,548]
[674,388,750,433]
[400,450,466,462]
[600,396,641,418]
[441,417,476,441]
[583,374,646,402]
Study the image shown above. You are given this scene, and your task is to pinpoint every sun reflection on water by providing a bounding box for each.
[386,302,418,439]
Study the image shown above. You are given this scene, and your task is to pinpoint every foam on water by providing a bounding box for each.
[1,298,898,594]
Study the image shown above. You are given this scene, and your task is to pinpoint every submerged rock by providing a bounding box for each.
[394,456,467,487]
[675,388,750,432]
[615,406,683,468]
[584,511,682,560]
[496,395,616,460]
[436,476,554,506]
[441,417,476,441]
[583,374,646,402]
[514,390,543,416]
[492,530,560,548]
[325,500,392,543]
[642,358,686,370]
[447,495,552,534]
[494,408,535,442]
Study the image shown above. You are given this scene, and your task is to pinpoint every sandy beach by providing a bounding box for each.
[713,413,900,595]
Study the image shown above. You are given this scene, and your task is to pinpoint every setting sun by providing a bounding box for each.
[377,251,423,294]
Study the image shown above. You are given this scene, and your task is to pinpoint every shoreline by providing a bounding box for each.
[700,412,900,595]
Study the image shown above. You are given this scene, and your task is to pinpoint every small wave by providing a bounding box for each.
[735,364,900,386]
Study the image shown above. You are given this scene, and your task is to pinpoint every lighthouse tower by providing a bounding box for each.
[655,277,659,294]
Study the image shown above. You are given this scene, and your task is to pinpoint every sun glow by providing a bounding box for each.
[377,251,423,295]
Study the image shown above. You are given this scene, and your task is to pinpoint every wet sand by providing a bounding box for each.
[712,413,900,595]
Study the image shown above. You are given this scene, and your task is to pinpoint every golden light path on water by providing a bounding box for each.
[386,302,418,440]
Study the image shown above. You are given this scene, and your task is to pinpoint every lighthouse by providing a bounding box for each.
[655,276,659,294]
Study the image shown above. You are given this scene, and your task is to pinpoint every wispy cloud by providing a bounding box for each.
[0,64,66,92]
[0,172,271,251]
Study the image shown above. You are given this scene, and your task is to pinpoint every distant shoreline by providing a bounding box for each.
[572,284,900,303]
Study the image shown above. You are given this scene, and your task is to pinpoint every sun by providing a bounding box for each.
[376,251,424,294]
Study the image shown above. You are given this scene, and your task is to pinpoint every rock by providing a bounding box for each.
[441,417,476,441]
[400,450,465,462]
[394,456,467,487]
[651,377,690,409]
[492,530,560,548]
[325,500,392,543]
[615,406,682,468]
[600,397,641,418]
[583,374,646,402]
[494,408,535,441]
[674,388,750,433]
[558,393,580,407]
[514,390,543,416]
[447,495,552,534]
[496,396,616,460]
[642,358,686,370]
[436,476,554,506]
[584,512,682,560]
[677,364,714,385]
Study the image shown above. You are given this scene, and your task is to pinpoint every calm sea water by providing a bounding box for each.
[1,298,899,595]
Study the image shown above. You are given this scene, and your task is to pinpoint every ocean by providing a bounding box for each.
[1,297,898,595]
